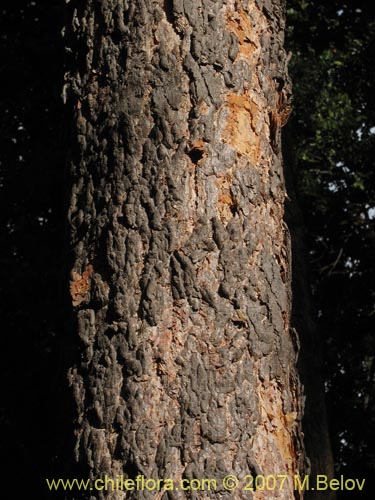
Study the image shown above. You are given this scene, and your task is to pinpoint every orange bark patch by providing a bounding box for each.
[199,101,209,115]
[227,8,257,58]
[253,378,299,498]
[216,173,236,222]
[224,93,260,162]
[218,193,235,222]
[218,193,233,205]
[70,264,93,307]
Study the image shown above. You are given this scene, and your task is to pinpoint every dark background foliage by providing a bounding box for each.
[0,0,70,494]
[286,0,375,495]
[0,0,373,497]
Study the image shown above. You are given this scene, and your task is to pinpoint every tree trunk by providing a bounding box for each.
[64,0,306,498]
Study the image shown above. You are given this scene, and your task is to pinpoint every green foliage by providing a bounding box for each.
[287,0,375,485]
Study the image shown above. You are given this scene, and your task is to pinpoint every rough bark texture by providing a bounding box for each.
[64,0,306,498]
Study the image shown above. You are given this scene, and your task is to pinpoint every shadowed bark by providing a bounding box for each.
[284,128,336,500]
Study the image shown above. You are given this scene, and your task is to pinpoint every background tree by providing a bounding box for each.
[286,1,375,496]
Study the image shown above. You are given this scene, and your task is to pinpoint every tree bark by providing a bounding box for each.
[64,0,306,498]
